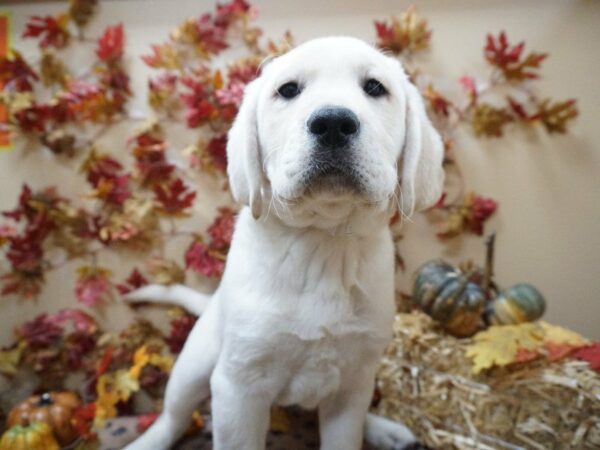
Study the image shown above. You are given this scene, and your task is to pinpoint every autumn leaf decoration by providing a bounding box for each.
[573,342,600,372]
[434,192,498,239]
[94,345,173,428]
[185,207,235,278]
[484,31,547,82]
[466,321,589,374]
[375,6,431,55]
[401,25,578,239]
[23,14,70,49]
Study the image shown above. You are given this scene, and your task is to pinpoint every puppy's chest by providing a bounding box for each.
[271,331,377,409]
[228,309,386,409]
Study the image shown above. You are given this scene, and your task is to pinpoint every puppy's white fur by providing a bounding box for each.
[124,36,443,450]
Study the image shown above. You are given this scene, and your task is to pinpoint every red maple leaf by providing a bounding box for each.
[153,178,196,215]
[84,153,123,186]
[3,184,34,221]
[205,135,228,173]
[75,270,112,307]
[16,313,63,347]
[228,60,260,85]
[573,343,600,372]
[116,268,149,295]
[185,240,225,278]
[374,21,395,49]
[484,31,547,81]
[195,14,229,55]
[0,51,39,92]
[0,270,44,298]
[96,24,125,62]
[185,99,216,127]
[65,331,97,370]
[59,80,109,121]
[72,403,96,440]
[6,215,53,273]
[13,103,53,134]
[100,67,131,103]
[46,309,98,334]
[22,15,70,49]
[103,174,132,205]
[132,140,175,185]
[208,207,235,249]
[514,347,540,363]
[215,0,252,27]
[83,152,132,204]
[180,76,217,128]
[166,314,197,353]
[546,342,582,362]
[216,80,245,109]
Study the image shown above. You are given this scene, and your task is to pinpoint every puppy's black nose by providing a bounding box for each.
[308,107,359,149]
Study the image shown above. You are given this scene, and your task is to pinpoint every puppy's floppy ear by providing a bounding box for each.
[398,80,445,217]
[226,77,267,219]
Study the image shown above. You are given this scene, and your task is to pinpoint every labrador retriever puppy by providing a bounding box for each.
[123,36,444,450]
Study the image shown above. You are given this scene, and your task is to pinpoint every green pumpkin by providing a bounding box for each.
[486,283,546,325]
[413,261,486,337]
[0,422,60,450]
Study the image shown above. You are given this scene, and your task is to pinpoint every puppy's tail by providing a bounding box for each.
[123,284,210,316]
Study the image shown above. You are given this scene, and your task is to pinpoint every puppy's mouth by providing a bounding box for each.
[302,163,363,195]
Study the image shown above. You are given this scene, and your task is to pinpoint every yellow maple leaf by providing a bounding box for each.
[94,369,140,429]
[539,321,588,346]
[148,352,173,373]
[465,323,545,374]
[129,345,151,379]
[466,321,590,374]
[0,341,26,376]
[129,345,174,380]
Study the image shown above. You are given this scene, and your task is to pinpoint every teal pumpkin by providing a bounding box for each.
[413,261,486,337]
[486,283,546,325]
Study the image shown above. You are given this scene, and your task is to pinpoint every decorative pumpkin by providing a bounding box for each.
[7,391,81,445]
[413,261,486,337]
[0,422,60,450]
[486,283,546,325]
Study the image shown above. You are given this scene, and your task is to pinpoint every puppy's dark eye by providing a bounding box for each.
[363,78,387,97]
[277,82,301,99]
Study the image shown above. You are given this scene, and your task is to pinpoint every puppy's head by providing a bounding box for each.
[227,36,444,228]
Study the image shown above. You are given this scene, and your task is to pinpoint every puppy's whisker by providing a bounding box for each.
[265,196,275,221]
[392,178,413,225]
[270,195,287,220]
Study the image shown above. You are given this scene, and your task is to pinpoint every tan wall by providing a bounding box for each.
[1,0,598,344]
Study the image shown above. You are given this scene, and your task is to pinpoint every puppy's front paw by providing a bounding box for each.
[364,414,416,450]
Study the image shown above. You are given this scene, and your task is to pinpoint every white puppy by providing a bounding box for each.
[124,36,443,450]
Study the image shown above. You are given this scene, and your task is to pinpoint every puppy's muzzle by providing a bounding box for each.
[304,106,362,194]
[307,106,360,149]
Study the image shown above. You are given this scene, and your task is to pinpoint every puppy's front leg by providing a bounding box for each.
[211,367,272,450]
[318,369,376,450]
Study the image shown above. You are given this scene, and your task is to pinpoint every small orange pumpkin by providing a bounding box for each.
[6,391,81,445]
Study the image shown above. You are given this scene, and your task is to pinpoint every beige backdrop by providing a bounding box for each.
[1,0,599,344]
